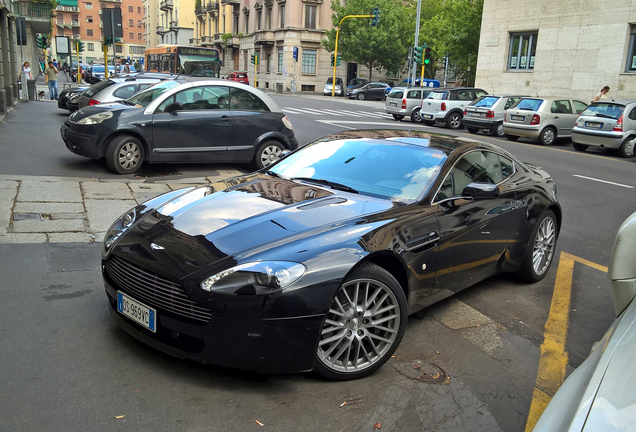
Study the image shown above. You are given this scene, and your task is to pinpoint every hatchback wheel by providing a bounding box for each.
[357,93,365,101]
[491,122,505,137]
[392,114,404,121]
[516,210,557,282]
[411,108,423,123]
[314,262,407,380]
[254,140,284,170]
[539,127,556,145]
[617,136,636,158]
[572,143,588,152]
[446,113,462,129]
[106,135,145,174]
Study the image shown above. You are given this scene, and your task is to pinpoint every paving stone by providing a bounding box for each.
[50,212,87,220]
[431,298,494,330]
[82,182,133,200]
[13,202,85,214]
[17,180,82,203]
[85,199,137,233]
[0,182,19,234]
[128,183,171,204]
[12,219,86,233]
[0,233,48,243]
[166,183,204,191]
[48,232,97,243]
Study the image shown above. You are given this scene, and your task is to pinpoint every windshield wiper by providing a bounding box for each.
[592,113,616,119]
[265,170,282,178]
[291,177,358,194]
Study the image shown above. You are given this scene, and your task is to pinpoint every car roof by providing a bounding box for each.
[591,98,636,105]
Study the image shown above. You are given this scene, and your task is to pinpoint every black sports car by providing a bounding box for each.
[103,130,561,380]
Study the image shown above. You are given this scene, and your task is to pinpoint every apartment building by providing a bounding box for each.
[156,0,195,46]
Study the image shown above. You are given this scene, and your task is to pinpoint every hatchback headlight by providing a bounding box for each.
[76,111,113,125]
[103,208,137,251]
[200,261,306,295]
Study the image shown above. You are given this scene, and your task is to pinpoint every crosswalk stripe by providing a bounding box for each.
[297,107,327,115]
[319,109,365,117]
[281,107,394,118]
[281,108,304,114]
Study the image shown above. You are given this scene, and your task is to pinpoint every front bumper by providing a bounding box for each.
[60,123,102,159]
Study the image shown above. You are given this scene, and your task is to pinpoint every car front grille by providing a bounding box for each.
[105,255,212,323]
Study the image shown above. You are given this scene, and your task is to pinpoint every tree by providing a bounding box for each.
[322,0,414,80]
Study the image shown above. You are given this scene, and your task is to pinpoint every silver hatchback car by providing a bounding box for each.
[571,99,636,158]
[78,77,167,109]
[503,97,588,145]
[463,95,527,137]
[384,87,434,122]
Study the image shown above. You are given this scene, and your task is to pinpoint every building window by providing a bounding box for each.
[234,14,239,34]
[245,14,249,33]
[137,6,141,13]
[138,19,142,26]
[128,19,134,26]
[266,8,271,29]
[508,32,537,70]
[129,32,134,39]
[279,5,285,28]
[626,26,636,72]
[138,33,142,40]
[266,53,271,72]
[87,42,94,50]
[305,5,316,29]
[116,45,122,53]
[85,2,92,9]
[257,10,261,30]
[87,29,93,36]
[278,48,283,73]
[128,6,133,12]
[301,49,316,74]
[86,15,93,23]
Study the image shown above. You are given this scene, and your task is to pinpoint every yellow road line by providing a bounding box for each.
[525,252,608,431]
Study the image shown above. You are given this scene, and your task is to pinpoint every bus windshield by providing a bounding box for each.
[177,54,220,77]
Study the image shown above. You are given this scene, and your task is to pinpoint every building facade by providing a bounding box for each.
[156,0,194,46]
[1,0,18,113]
[475,0,636,101]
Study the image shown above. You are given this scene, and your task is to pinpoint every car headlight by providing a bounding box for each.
[103,208,137,252]
[200,261,306,295]
[76,111,113,125]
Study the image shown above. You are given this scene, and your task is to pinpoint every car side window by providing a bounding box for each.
[113,84,138,99]
[474,90,487,99]
[629,107,636,120]
[435,151,503,201]
[138,83,154,91]
[504,98,518,110]
[227,88,269,111]
[407,90,421,99]
[551,100,573,114]
[499,156,515,180]
[457,91,473,101]
[572,100,588,113]
[449,91,458,100]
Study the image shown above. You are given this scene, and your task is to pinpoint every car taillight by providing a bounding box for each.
[486,110,494,118]
[463,109,467,115]
[401,99,406,109]
[282,115,293,130]
[613,114,623,131]
[441,102,446,111]
[88,99,100,105]
[530,114,540,125]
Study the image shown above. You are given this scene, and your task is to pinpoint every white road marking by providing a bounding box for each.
[297,108,326,115]
[573,174,634,189]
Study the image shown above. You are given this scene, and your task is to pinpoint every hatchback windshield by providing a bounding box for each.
[268,138,447,202]
[126,80,180,107]
[471,96,500,108]
[85,79,116,97]
[511,98,544,111]
[579,103,626,119]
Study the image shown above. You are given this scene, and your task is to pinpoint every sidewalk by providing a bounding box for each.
[0,170,243,244]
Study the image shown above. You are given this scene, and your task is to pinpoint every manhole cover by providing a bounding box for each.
[13,213,43,221]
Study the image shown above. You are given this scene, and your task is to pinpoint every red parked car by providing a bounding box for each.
[227,71,249,85]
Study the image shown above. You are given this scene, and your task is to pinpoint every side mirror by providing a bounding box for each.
[164,102,183,114]
[462,182,499,199]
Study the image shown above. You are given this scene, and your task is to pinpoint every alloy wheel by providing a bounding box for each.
[532,216,556,276]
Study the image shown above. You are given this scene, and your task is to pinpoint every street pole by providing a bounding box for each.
[76,39,81,84]
[411,0,422,85]
[110,9,117,76]
[104,43,109,79]
[332,13,373,97]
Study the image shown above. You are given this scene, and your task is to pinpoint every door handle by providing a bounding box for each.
[220,115,231,123]
[405,232,440,252]
[553,116,559,119]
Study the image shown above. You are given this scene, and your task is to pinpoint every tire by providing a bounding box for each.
[538,127,556,146]
[314,262,407,380]
[106,135,145,175]
[392,114,405,121]
[424,120,436,126]
[357,92,365,101]
[516,210,557,283]
[506,134,520,141]
[572,143,588,152]
[446,112,463,129]
[466,127,479,134]
[410,108,423,123]
[491,122,505,137]
[254,140,284,170]
[617,136,636,158]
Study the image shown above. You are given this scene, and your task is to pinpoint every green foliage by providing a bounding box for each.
[221,33,233,43]
[195,0,201,9]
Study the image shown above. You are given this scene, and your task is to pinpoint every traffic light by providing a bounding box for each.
[330,54,335,67]
[77,41,85,52]
[251,54,255,64]
[104,37,121,46]
[413,46,423,64]
[36,34,47,49]
[370,7,380,26]
[424,47,432,65]
[336,54,342,66]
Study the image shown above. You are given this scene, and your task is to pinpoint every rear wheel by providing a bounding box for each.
[392,114,405,121]
[106,135,145,175]
[506,134,520,141]
[466,127,479,134]
[572,143,588,152]
[357,93,365,101]
[491,122,505,137]
[617,136,636,158]
[446,112,463,130]
[314,262,407,380]
[254,140,284,170]
[516,210,557,282]
[538,127,557,146]
[410,108,423,123]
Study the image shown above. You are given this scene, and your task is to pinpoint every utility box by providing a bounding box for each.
[27,80,36,100]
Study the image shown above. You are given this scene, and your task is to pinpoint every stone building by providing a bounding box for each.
[475,0,636,101]
[1,0,18,113]
[155,0,195,46]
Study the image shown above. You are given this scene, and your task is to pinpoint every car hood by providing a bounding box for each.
[70,102,139,121]
[113,174,395,278]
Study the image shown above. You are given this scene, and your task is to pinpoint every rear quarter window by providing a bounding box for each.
[407,90,421,99]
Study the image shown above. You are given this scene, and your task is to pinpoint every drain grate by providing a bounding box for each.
[13,213,43,221]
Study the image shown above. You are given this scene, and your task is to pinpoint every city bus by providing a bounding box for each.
[144,45,223,77]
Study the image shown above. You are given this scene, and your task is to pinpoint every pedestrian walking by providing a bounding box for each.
[44,61,59,100]
[20,62,33,101]
[593,86,610,102]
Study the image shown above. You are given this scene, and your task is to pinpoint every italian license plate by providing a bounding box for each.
[117,291,156,332]
[389,102,397,107]
[423,114,433,119]
[585,122,602,129]
[511,115,524,121]
[468,112,480,117]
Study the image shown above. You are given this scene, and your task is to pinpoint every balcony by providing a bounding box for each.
[195,7,205,16]
[189,37,201,45]
[15,1,51,33]
[169,20,178,30]
[156,25,166,34]
[221,0,239,5]
[159,0,173,11]
[206,2,219,12]
[201,35,215,44]
[254,30,274,45]
[71,20,80,27]
[56,5,79,13]
[99,0,122,3]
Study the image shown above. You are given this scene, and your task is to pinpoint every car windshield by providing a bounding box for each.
[326,77,343,84]
[387,89,404,99]
[427,91,447,100]
[126,80,181,107]
[512,98,544,111]
[268,138,447,202]
[580,103,626,119]
[471,96,500,108]
[85,79,116,97]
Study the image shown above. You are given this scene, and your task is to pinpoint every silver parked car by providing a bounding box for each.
[503,97,588,145]
[384,87,434,122]
[77,77,170,109]
[324,77,344,96]
[571,99,636,158]
[533,210,636,432]
[463,95,527,137]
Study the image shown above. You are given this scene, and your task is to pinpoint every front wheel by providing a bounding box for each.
[572,143,588,152]
[106,135,145,174]
[392,114,405,121]
[254,140,284,170]
[617,136,635,158]
[446,112,463,129]
[516,210,557,282]
[314,262,407,381]
[410,108,423,123]
[357,92,365,101]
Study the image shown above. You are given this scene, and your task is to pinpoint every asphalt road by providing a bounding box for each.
[1,93,635,431]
